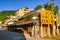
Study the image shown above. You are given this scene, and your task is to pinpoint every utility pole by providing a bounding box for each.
[50,0,56,36]
[50,0,54,11]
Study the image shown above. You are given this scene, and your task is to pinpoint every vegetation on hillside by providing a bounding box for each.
[0,10,16,21]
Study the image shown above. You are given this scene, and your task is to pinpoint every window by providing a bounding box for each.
[42,15,44,18]
[46,16,48,18]
[51,20,53,23]
[42,20,45,23]
[46,12,47,14]
[46,20,48,23]
[51,16,53,19]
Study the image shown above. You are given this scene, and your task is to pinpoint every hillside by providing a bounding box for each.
[0,10,16,21]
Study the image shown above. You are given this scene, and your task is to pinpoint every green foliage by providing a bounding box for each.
[44,2,59,15]
[58,16,60,26]
[53,5,59,15]
[44,2,51,10]
[0,10,16,21]
[34,5,42,10]
[34,2,59,15]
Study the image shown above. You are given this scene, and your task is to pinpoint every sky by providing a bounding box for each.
[0,0,60,13]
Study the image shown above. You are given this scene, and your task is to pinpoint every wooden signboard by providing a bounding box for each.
[40,10,54,24]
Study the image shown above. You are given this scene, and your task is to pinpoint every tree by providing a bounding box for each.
[34,5,42,10]
[44,2,58,15]
[34,1,59,15]
[44,2,50,10]
[54,5,59,15]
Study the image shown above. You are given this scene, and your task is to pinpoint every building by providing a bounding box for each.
[40,8,54,37]
[15,8,55,37]
[2,16,18,31]
[6,8,59,38]
[15,7,32,17]
[0,21,2,28]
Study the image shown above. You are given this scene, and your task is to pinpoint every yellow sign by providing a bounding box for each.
[40,10,54,24]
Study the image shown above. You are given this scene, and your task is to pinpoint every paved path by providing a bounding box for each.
[24,33,60,40]
[24,33,47,40]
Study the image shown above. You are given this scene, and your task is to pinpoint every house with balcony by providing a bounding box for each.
[15,7,32,17]
[4,8,59,38]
